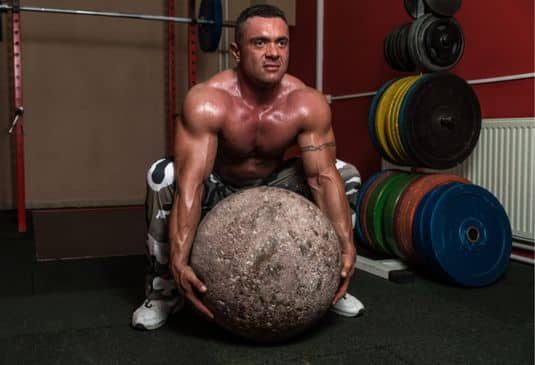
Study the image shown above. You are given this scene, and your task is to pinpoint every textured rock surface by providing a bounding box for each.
[190,187,341,342]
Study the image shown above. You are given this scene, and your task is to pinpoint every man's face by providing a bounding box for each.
[233,16,290,87]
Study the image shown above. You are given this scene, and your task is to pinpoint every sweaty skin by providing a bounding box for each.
[169,16,356,319]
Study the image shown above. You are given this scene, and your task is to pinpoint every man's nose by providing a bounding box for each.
[265,43,279,58]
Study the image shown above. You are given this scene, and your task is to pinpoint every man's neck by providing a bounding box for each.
[236,68,282,107]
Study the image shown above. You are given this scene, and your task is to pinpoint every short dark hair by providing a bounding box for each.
[234,4,288,44]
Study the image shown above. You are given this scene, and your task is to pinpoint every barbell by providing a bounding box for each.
[0,0,228,52]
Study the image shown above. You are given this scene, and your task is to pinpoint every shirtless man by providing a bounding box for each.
[132,4,364,330]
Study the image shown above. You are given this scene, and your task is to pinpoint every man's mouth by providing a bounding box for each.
[263,64,280,71]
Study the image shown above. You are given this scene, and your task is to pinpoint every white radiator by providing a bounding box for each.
[382,117,535,243]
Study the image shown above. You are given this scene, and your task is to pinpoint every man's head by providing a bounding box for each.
[231,4,290,88]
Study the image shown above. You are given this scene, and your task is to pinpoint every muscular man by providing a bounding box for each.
[132,4,364,330]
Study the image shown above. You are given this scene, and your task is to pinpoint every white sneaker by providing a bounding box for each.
[330,293,365,317]
[131,297,183,330]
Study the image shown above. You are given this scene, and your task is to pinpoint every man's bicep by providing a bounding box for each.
[174,117,218,185]
[174,84,223,182]
[298,126,337,178]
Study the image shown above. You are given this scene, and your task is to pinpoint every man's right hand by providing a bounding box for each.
[171,259,214,320]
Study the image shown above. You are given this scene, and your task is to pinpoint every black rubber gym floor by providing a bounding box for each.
[0,210,533,364]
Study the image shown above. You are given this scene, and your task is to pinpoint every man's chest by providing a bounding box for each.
[220,106,301,154]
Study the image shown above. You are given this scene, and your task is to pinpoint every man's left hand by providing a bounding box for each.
[332,243,356,304]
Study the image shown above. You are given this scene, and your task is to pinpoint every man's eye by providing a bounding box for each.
[278,40,288,47]
[254,40,265,47]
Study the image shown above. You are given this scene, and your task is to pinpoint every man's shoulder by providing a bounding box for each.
[281,75,324,101]
[184,73,235,114]
[281,76,331,131]
[182,78,234,130]
[186,69,234,96]
[186,83,230,104]
[285,80,329,115]
[199,69,238,97]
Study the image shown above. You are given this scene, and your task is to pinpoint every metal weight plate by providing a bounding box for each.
[415,183,512,287]
[383,31,395,70]
[368,79,398,164]
[354,170,395,249]
[396,76,421,165]
[385,77,412,163]
[394,173,470,262]
[384,27,401,71]
[424,0,462,17]
[389,76,420,165]
[412,182,462,265]
[383,173,421,259]
[198,0,223,52]
[393,26,405,71]
[398,74,433,165]
[386,77,411,164]
[384,77,404,162]
[407,14,431,70]
[404,73,481,169]
[398,24,416,71]
[404,0,426,19]
[360,170,398,252]
[388,24,415,72]
[366,172,411,255]
[419,16,465,71]
[375,78,407,163]
[413,14,435,71]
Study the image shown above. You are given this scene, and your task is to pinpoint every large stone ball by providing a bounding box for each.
[190,187,341,342]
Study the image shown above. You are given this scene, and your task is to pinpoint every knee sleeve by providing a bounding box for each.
[147,158,175,192]
[336,159,361,229]
[335,159,361,194]
[145,158,176,242]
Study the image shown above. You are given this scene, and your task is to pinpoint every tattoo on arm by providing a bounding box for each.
[301,141,336,153]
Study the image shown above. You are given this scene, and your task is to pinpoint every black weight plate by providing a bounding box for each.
[399,24,416,71]
[385,26,404,71]
[198,0,223,52]
[394,25,407,71]
[398,74,433,165]
[414,13,435,71]
[407,19,419,70]
[383,31,396,70]
[407,14,431,71]
[424,0,461,17]
[421,16,465,70]
[392,26,403,71]
[404,0,426,19]
[404,73,481,169]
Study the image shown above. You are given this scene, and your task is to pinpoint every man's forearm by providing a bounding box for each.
[169,186,204,265]
[308,169,354,247]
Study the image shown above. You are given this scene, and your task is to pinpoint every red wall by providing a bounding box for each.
[290,0,534,181]
[288,0,317,86]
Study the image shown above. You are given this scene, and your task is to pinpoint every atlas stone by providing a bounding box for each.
[190,187,341,342]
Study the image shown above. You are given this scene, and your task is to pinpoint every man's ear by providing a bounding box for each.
[230,42,240,63]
